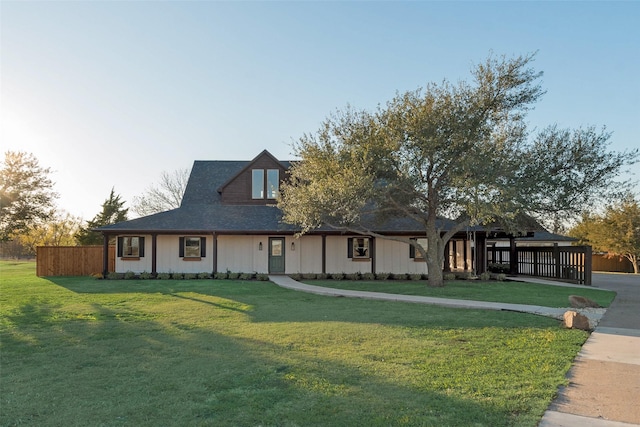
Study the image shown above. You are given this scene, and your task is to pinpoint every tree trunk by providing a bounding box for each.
[426,225,445,287]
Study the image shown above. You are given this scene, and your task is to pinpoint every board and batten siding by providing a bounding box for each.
[375,238,428,275]
[286,235,323,274]
[115,235,153,274]
[217,235,266,273]
[155,235,212,274]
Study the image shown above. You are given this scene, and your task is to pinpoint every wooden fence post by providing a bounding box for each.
[584,245,593,286]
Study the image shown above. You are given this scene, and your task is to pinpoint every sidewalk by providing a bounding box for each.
[269,274,640,426]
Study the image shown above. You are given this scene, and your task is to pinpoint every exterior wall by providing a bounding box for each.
[375,238,428,275]
[156,235,214,274]
[286,235,323,274]
[217,235,266,273]
[114,233,474,275]
[324,235,370,274]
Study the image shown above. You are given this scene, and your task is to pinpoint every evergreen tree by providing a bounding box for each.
[76,188,128,245]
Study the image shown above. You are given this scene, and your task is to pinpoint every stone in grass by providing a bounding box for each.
[569,295,602,309]
[562,310,592,331]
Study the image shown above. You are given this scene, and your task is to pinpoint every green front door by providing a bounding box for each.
[269,237,285,274]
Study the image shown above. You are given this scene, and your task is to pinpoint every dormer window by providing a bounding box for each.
[267,169,279,199]
[252,168,279,199]
[252,170,264,199]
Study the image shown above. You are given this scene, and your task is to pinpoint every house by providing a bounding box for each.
[97,150,485,276]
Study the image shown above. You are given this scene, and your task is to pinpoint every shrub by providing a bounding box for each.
[289,273,303,281]
[91,272,104,279]
[239,273,253,280]
[228,272,240,280]
[124,271,136,280]
[157,273,171,280]
[214,272,228,280]
[197,272,212,279]
[184,273,197,280]
[443,273,456,281]
[303,273,317,280]
[479,272,491,281]
[347,273,360,280]
[316,273,328,280]
[361,272,375,281]
[391,273,407,280]
[139,271,153,280]
[488,263,510,274]
[409,274,422,281]
[256,273,269,281]
[376,272,391,280]
[331,272,345,280]
[172,273,184,280]
[496,273,507,281]
[107,272,124,280]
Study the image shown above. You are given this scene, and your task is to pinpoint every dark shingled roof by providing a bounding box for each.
[97,154,469,235]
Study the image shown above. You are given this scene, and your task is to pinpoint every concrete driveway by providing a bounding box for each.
[592,272,640,330]
[541,272,640,426]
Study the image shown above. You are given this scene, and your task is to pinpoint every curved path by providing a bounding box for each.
[269,274,640,426]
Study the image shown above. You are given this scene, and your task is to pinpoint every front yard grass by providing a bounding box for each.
[307,279,616,308]
[2,261,592,426]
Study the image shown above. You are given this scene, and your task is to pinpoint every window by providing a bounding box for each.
[252,169,264,199]
[410,238,428,259]
[179,237,206,258]
[185,237,201,258]
[348,237,371,260]
[267,169,279,199]
[117,236,144,258]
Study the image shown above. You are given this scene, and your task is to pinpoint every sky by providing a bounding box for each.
[2,1,639,220]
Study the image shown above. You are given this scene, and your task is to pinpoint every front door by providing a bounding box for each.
[269,237,285,274]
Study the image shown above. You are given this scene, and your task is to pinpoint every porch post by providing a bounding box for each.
[475,233,487,274]
[321,234,326,274]
[463,238,468,271]
[151,234,157,276]
[102,234,109,277]
[370,237,376,274]
[443,241,451,272]
[509,237,517,275]
[212,232,218,274]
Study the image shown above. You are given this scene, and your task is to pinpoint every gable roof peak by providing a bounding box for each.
[217,149,287,193]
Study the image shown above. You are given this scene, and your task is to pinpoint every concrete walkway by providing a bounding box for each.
[268,274,640,426]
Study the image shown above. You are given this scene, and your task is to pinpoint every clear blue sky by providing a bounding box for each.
[2,1,639,219]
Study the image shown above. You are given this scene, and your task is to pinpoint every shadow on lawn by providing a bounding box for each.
[46,276,561,329]
[3,290,514,427]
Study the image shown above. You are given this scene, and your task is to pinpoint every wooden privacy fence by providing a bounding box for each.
[487,245,592,286]
[36,246,115,277]
[592,253,634,273]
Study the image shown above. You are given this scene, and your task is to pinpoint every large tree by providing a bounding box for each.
[570,195,640,274]
[75,188,128,245]
[131,168,190,216]
[279,53,637,287]
[0,151,58,241]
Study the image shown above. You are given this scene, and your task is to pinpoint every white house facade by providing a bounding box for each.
[99,150,484,277]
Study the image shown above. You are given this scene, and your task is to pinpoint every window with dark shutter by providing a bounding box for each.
[348,237,370,260]
[180,236,204,259]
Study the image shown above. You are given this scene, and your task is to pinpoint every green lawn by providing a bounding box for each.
[304,279,616,308]
[1,261,593,426]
